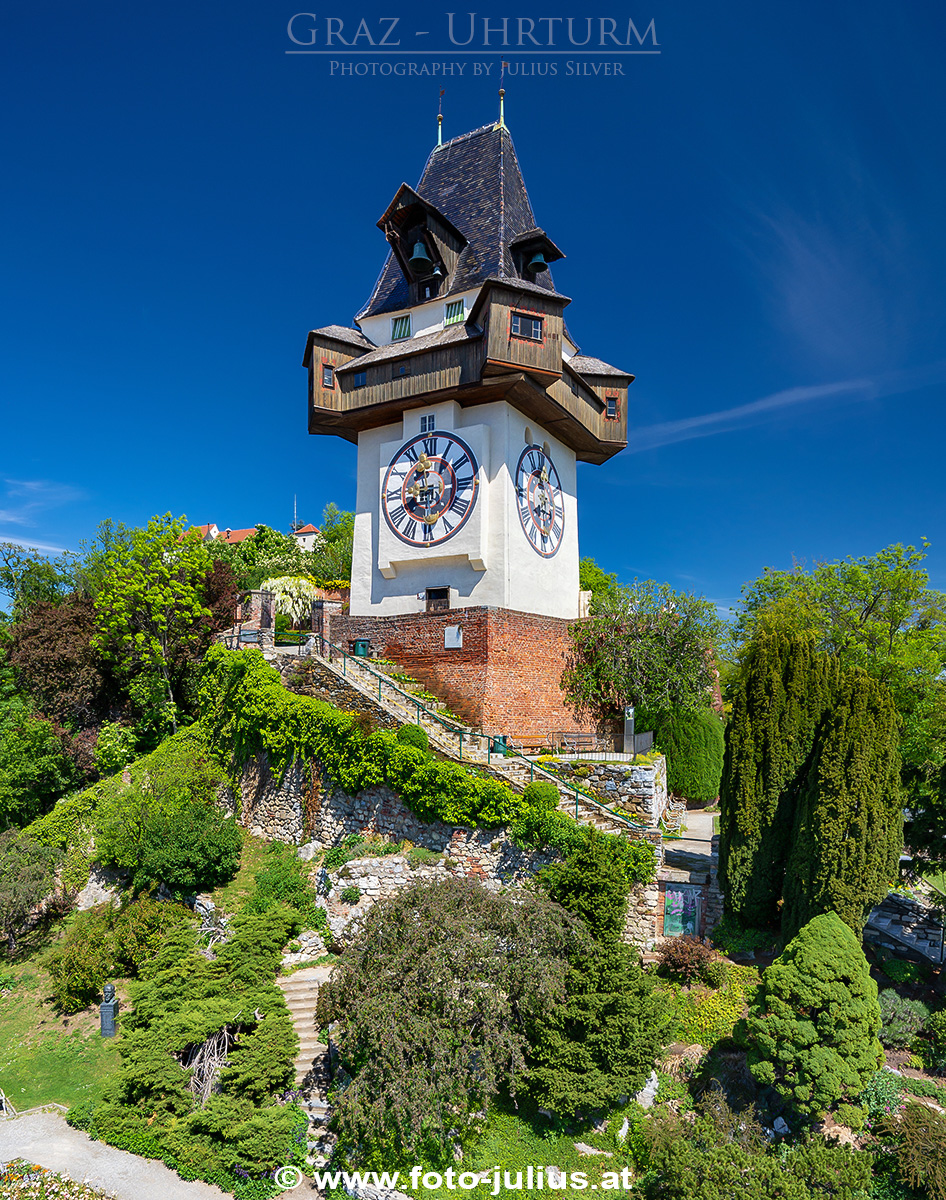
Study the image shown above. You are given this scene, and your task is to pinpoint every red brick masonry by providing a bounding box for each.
[330,606,603,741]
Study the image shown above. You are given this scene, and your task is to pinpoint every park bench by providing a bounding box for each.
[549,731,601,754]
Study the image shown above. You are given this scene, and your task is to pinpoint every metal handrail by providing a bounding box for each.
[316,635,475,758]
[487,743,650,834]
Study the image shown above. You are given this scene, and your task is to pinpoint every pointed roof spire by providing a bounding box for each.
[497,62,508,129]
[356,122,564,321]
[437,88,444,146]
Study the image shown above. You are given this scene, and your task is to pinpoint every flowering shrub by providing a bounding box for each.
[859,1068,904,1122]
[0,1160,117,1198]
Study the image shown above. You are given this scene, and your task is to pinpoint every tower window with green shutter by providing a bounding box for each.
[444,299,465,326]
[391,314,411,341]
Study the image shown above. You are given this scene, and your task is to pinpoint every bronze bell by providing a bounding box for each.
[409,241,433,274]
[526,250,548,274]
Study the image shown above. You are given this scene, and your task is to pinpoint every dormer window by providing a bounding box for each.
[321,363,335,389]
[444,299,465,326]
[511,312,543,342]
[391,314,411,341]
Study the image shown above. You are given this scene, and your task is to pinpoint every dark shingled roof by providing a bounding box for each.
[357,124,564,320]
[309,325,376,351]
[337,322,483,372]
[568,354,633,378]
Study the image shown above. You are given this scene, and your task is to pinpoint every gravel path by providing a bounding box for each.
[0,1112,229,1199]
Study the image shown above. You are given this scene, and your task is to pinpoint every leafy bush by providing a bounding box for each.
[395,723,428,751]
[0,829,60,954]
[246,842,320,925]
[924,1009,946,1073]
[859,1069,904,1121]
[637,1093,873,1199]
[882,958,927,985]
[135,801,241,896]
[745,912,883,1120]
[339,885,361,905]
[879,989,930,1048]
[701,958,730,988]
[661,963,759,1046]
[92,722,138,776]
[834,1102,866,1132]
[406,846,442,869]
[521,779,560,812]
[46,894,193,1012]
[657,935,714,983]
[650,706,725,804]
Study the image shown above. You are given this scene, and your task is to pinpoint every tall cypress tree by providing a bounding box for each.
[782,671,903,942]
[718,633,840,926]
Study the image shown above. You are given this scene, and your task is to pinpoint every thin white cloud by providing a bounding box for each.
[629,361,946,455]
[0,477,84,527]
[0,535,70,555]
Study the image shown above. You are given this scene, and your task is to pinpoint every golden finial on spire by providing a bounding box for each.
[498,62,508,128]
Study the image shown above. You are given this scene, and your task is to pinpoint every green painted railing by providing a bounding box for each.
[486,743,650,835]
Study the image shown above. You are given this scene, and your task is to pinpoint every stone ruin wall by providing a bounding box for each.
[230,751,666,950]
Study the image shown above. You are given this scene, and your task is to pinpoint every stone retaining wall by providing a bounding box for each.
[554,757,668,825]
[232,751,668,950]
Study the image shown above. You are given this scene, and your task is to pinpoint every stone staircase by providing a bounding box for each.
[276,965,336,1166]
[290,644,491,765]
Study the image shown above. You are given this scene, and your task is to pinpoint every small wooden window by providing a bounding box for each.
[420,414,435,432]
[605,395,619,420]
[321,363,335,389]
[511,311,543,341]
[392,363,411,380]
[444,299,465,326]
[391,314,411,341]
[353,371,367,389]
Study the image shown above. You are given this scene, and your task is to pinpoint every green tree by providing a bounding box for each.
[529,830,667,1115]
[0,829,59,952]
[93,514,210,730]
[310,502,354,582]
[316,877,581,1166]
[649,705,725,804]
[731,543,946,862]
[207,523,309,592]
[562,580,723,720]
[0,541,76,617]
[578,556,620,608]
[782,671,903,941]
[744,912,883,1121]
[718,632,841,927]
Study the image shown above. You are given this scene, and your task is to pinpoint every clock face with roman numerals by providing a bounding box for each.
[382,431,479,547]
[515,444,564,557]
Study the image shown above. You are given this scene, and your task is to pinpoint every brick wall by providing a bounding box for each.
[329,606,605,742]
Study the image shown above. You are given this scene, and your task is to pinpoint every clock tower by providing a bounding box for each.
[303,118,632,733]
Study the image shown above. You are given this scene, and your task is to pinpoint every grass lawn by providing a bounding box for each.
[402,1100,637,1200]
[0,954,122,1111]
[207,831,270,913]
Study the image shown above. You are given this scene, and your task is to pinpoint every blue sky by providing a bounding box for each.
[3,1,945,613]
